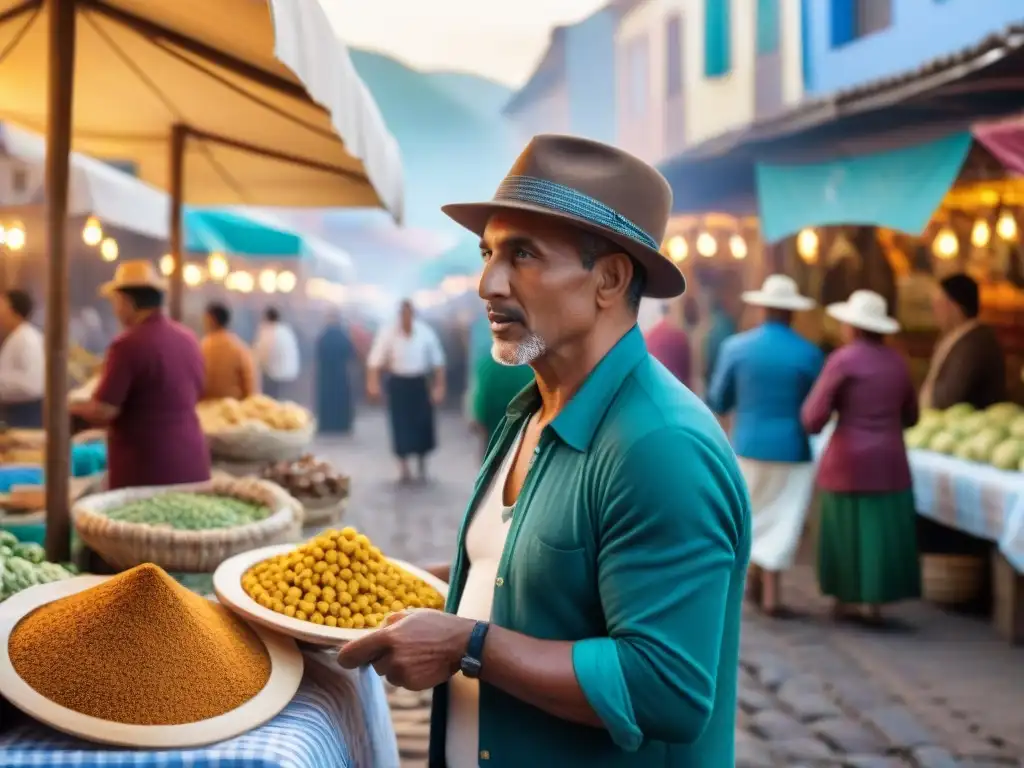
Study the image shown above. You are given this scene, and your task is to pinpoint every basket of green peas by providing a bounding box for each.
[71,475,302,573]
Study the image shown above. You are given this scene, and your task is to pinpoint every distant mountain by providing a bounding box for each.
[348,49,516,234]
[427,71,514,119]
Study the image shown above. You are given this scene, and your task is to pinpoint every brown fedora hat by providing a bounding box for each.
[441,134,685,299]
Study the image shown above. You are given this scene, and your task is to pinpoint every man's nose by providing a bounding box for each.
[478,259,511,300]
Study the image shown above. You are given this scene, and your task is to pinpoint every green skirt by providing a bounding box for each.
[818,489,921,605]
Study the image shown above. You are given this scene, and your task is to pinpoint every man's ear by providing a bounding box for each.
[594,251,633,309]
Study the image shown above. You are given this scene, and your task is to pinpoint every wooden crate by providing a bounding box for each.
[992,551,1024,645]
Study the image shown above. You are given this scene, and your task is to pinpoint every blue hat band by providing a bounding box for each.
[493,175,659,251]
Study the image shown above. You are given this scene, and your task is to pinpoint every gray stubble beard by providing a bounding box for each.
[491,332,546,367]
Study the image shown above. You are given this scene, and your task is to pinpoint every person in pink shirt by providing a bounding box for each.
[644,303,691,387]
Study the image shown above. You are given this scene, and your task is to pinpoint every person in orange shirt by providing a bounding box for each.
[201,302,257,401]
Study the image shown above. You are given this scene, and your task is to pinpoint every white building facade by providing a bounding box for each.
[615,0,806,163]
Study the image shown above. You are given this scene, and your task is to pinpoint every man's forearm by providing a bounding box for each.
[479,625,603,729]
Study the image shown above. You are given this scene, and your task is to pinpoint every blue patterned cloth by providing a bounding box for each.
[0,661,399,768]
[812,429,1024,573]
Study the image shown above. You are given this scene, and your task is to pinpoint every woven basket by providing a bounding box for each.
[205,419,316,463]
[72,476,303,573]
[921,553,985,606]
[299,496,347,528]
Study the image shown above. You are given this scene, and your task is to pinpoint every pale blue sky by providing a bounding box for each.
[333,0,609,86]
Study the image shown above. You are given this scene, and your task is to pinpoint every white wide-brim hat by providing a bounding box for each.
[826,290,900,335]
[741,274,816,311]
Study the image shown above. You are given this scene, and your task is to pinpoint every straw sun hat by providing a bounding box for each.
[100,260,167,297]
[741,275,816,311]
[826,290,900,335]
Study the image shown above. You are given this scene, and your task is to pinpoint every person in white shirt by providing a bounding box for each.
[367,299,446,482]
[253,306,300,400]
[0,289,45,428]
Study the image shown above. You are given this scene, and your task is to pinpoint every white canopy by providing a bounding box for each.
[0,0,404,216]
[0,122,169,239]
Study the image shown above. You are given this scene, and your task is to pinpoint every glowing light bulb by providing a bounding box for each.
[258,269,277,293]
[82,216,103,246]
[207,252,229,281]
[932,227,959,260]
[183,264,203,287]
[100,237,118,262]
[796,229,818,263]
[276,270,297,293]
[159,254,175,276]
[970,219,991,248]
[696,232,717,258]
[729,234,748,260]
[996,210,1018,242]
[6,224,25,251]
[666,235,688,263]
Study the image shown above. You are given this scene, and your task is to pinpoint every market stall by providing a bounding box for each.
[0,661,396,768]
[0,523,441,765]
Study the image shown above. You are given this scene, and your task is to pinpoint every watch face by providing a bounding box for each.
[460,656,483,679]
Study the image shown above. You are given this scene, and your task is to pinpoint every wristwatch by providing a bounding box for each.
[459,621,490,679]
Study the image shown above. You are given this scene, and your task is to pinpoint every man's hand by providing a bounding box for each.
[430,382,446,406]
[336,609,473,691]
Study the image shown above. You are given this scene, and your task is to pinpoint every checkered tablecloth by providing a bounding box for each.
[0,655,399,768]
[811,429,1024,573]
[908,449,1024,573]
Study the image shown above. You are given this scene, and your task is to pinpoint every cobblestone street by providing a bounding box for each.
[316,409,1024,768]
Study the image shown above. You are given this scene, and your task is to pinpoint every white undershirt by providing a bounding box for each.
[446,427,523,768]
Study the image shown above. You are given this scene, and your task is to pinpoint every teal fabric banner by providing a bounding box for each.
[755,132,973,243]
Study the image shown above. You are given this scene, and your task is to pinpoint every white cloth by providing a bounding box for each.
[0,322,44,402]
[739,457,816,571]
[367,320,445,376]
[446,427,522,768]
[254,321,300,382]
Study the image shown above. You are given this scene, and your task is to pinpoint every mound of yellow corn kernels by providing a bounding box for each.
[242,527,445,629]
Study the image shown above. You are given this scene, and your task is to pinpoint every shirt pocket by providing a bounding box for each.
[511,535,598,639]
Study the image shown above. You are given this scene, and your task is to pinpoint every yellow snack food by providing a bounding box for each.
[242,527,445,629]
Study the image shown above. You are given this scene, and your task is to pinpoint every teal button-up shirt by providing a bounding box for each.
[429,326,751,767]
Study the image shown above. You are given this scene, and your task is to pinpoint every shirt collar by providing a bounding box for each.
[506,325,648,453]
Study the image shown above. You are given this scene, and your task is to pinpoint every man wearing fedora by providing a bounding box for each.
[707,275,823,618]
[70,261,210,491]
[338,135,751,767]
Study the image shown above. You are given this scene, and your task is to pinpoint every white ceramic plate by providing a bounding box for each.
[0,575,304,748]
[213,543,448,647]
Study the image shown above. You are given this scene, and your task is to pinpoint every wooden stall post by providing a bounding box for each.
[43,0,77,563]
[168,123,186,321]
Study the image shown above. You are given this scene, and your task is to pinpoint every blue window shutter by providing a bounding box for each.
[756,0,779,54]
[704,0,731,77]
[830,0,855,47]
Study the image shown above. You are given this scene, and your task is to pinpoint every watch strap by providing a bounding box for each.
[460,621,490,679]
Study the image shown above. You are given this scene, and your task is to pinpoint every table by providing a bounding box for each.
[907,449,1024,572]
[0,653,399,768]
[812,428,1024,571]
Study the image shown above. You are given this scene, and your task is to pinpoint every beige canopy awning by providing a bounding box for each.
[0,0,403,215]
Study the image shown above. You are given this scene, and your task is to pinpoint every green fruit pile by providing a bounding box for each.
[105,492,271,530]
[0,531,78,602]
[905,402,1024,472]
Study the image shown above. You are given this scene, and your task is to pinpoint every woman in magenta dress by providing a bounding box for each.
[70,262,210,490]
[801,290,920,627]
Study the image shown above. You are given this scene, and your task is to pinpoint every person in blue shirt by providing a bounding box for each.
[338,135,750,768]
[707,274,823,618]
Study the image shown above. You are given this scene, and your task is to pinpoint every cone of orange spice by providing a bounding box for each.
[9,564,271,725]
